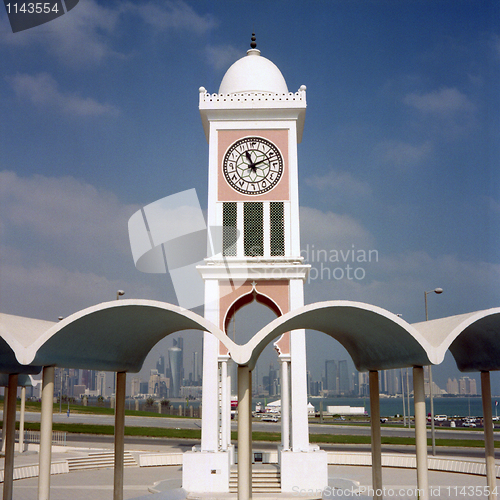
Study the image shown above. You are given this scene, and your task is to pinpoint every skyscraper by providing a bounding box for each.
[156,355,165,376]
[338,360,349,395]
[169,346,182,398]
[325,360,337,393]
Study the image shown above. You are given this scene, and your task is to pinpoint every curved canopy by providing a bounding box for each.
[0,313,49,374]
[15,300,231,373]
[231,300,435,371]
[412,307,500,372]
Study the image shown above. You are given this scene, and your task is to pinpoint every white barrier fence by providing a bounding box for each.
[15,430,67,446]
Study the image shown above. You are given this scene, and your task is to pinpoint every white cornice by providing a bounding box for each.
[199,87,307,143]
[197,257,310,281]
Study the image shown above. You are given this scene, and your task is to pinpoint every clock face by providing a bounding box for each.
[222,137,284,195]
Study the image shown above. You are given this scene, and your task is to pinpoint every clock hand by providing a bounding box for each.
[245,151,257,172]
[252,158,268,167]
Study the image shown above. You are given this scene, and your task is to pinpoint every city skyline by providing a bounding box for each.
[1,1,499,394]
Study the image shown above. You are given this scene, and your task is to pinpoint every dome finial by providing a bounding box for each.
[250,32,257,49]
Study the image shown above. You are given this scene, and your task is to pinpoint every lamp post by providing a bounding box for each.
[424,287,443,456]
[58,317,63,414]
[117,290,125,300]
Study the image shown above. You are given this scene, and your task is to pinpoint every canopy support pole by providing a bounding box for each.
[38,366,54,500]
[481,371,497,500]
[114,371,126,500]
[413,366,429,500]
[369,370,382,500]
[3,373,18,500]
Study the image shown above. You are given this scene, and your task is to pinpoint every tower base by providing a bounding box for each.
[182,450,231,493]
[280,448,328,494]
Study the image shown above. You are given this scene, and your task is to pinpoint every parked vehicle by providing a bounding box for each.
[262,415,279,422]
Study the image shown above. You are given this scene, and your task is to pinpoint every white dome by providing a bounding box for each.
[218,49,288,94]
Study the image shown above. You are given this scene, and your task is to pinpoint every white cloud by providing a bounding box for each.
[372,140,432,170]
[0,171,172,319]
[129,1,217,35]
[0,0,121,66]
[0,171,134,257]
[305,171,372,198]
[205,44,242,71]
[300,206,375,253]
[8,73,119,116]
[403,88,475,115]
[1,0,216,66]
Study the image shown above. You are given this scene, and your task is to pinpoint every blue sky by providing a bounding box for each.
[1,1,499,392]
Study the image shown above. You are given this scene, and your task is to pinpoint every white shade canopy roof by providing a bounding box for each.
[1,301,499,374]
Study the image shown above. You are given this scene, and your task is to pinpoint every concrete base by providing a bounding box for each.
[279,449,328,494]
[182,450,231,493]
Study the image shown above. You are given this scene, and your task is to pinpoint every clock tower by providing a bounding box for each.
[183,36,327,494]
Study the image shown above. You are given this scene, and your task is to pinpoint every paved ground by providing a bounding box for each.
[0,437,498,500]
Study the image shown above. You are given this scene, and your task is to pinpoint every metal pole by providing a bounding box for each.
[428,366,436,455]
[19,386,26,453]
[369,371,382,500]
[3,373,18,500]
[401,369,406,427]
[1,386,7,453]
[406,369,411,428]
[480,371,497,500]
[413,366,429,500]
[237,365,252,500]
[38,366,55,500]
[113,372,126,500]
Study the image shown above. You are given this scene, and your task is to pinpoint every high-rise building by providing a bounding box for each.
[338,360,349,395]
[325,360,337,393]
[131,377,141,397]
[169,346,182,398]
[447,377,459,394]
[156,355,165,376]
[459,376,478,395]
[193,351,199,385]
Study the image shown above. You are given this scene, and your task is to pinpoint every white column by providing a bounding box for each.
[221,359,228,451]
[413,366,429,500]
[38,366,54,500]
[237,365,252,500]
[480,371,497,500]
[19,386,26,453]
[114,372,126,500]
[280,358,290,450]
[202,280,220,451]
[3,373,18,500]
[226,363,232,448]
[369,371,382,500]
[289,279,309,451]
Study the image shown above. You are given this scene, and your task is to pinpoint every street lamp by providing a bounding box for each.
[58,317,63,413]
[424,287,443,456]
[116,290,125,300]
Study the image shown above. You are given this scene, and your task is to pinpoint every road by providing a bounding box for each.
[16,411,498,442]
